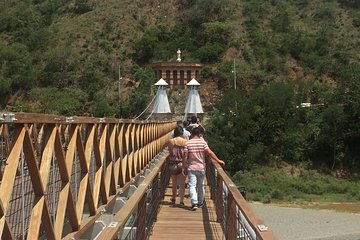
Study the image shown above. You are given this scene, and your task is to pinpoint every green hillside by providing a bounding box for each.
[1,0,360,199]
[1,0,359,117]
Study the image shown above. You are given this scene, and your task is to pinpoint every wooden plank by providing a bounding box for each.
[92,126,102,207]
[27,196,44,239]
[0,126,24,209]
[107,124,117,195]
[54,183,71,238]
[0,126,24,238]
[39,125,56,186]
[54,127,69,182]
[104,124,114,199]
[23,130,44,196]
[149,182,224,240]
[115,124,124,187]
[41,200,56,240]
[66,189,79,231]
[127,124,134,179]
[76,174,89,222]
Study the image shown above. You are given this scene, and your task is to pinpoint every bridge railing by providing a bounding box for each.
[206,157,277,240]
[0,112,174,240]
[88,151,170,240]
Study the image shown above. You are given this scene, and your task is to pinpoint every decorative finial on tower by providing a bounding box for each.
[176,49,181,62]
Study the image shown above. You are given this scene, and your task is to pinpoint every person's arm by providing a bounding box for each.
[206,148,225,165]
[169,129,174,139]
[167,139,174,157]
[182,151,188,176]
[198,123,206,133]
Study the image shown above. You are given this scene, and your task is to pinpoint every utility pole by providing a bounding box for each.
[118,65,122,98]
[118,65,123,118]
[233,58,237,90]
[232,59,238,113]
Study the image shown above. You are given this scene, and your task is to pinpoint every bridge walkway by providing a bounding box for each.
[0,112,277,239]
[149,180,224,240]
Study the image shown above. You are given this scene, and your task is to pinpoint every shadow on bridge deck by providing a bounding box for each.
[149,181,224,240]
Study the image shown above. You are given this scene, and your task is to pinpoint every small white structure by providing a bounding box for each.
[184,78,203,120]
[176,49,181,62]
[150,78,171,119]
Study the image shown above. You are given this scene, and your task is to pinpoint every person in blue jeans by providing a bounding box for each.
[182,127,225,210]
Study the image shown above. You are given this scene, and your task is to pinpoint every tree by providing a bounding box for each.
[338,0,360,9]
[29,87,88,115]
[196,43,225,63]
[74,0,92,14]
[92,91,113,117]
[0,43,36,93]
[42,47,78,88]
[126,65,155,117]
[133,30,158,64]
[314,104,346,170]
[197,21,232,45]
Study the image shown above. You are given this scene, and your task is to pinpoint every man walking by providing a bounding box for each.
[182,127,225,210]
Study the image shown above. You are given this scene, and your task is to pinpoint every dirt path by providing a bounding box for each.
[250,202,360,240]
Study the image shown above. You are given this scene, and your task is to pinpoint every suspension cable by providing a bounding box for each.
[133,93,157,120]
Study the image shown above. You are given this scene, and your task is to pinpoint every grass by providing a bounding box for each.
[233,165,360,206]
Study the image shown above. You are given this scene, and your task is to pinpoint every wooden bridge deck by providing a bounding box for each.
[149,181,224,240]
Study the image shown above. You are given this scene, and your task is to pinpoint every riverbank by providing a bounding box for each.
[285,202,360,214]
[250,202,360,240]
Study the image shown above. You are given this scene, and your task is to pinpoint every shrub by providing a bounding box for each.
[338,0,360,9]
[92,91,114,117]
[30,87,88,115]
[233,166,360,203]
[74,0,92,14]
[200,66,213,79]
[353,12,360,28]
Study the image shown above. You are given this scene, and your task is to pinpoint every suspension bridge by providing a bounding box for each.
[0,112,276,239]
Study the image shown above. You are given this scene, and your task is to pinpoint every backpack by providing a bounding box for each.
[168,143,184,175]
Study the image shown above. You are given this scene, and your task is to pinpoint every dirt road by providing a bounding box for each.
[250,202,360,240]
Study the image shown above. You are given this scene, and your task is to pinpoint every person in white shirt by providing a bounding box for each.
[170,120,191,139]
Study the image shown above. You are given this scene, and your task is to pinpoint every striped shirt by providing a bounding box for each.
[184,137,209,171]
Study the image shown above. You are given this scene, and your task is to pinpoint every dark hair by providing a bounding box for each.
[183,120,189,127]
[191,126,202,136]
[191,116,197,124]
[173,126,184,138]
[176,120,183,126]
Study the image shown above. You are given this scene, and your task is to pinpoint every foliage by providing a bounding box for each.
[200,66,213,79]
[213,60,234,89]
[206,79,360,174]
[74,0,92,14]
[179,0,230,29]
[41,47,78,88]
[0,0,359,169]
[339,0,360,9]
[29,87,88,115]
[132,1,232,65]
[314,2,337,21]
[132,26,159,64]
[233,166,360,203]
[92,91,113,117]
[126,65,155,117]
[195,43,225,63]
[198,21,232,45]
[0,43,36,94]
[337,63,360,169]
[353,11,360,28]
